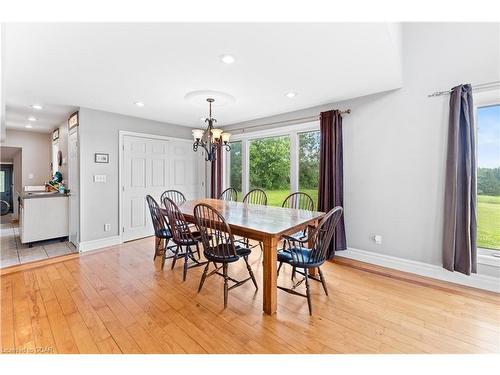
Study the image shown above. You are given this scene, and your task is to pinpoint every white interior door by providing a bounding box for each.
[121,134,203,242]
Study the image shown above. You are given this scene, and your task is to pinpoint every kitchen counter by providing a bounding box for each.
[19,191,69,245]
[19,191,70,199]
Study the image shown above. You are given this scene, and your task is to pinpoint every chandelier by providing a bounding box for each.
[192,98,231,162]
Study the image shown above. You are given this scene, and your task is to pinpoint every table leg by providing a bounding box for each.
[262,235,278,315]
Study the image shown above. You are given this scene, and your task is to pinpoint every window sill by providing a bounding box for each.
[477,248,500,267]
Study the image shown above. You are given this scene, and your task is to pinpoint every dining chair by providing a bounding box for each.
[194,203,258,308]
[242,188,267,205]
[160,190,187,206]
[277,206,343,315]
[219,187,238,201]
[281,192,315,250]
[146,195,175,261]
[241,188,268,250]
[162,197,206,280]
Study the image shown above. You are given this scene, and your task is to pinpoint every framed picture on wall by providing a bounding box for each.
[94,153,109,163]
[68,111,79,130]
[52,128,59,141]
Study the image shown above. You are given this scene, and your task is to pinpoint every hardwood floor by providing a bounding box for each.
[1,236,499,354]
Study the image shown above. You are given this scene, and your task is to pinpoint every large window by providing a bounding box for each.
[249,135,291,206]
[225,122,320,208]
[298,131,320,209]
[477,104,500,250]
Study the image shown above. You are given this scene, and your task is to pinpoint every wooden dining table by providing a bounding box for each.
[166,198,325,315]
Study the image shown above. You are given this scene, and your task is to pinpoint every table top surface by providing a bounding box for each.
[172,198,325,236]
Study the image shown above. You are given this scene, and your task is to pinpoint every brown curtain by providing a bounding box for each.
[318,110,347,252]
[443,84,477,275]
[210,147,222,199]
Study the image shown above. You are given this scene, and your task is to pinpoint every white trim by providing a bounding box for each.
[78,235,122,252]
[229,120,319,141]
[118,130,196,243]
[336,247,500,293]
[478,248,500,267]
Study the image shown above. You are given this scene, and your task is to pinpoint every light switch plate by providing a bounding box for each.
[93,174,106,183]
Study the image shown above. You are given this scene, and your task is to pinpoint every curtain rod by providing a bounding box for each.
[428,81,500,97]
[225,109,351,133]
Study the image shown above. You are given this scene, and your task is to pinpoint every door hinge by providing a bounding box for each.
[122,186,125,192]
[122,227,125,233]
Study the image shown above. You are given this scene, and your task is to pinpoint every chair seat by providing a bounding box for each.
[173,230,203,246]
[204,244,251,263]
[155,228,171,239]
[277,247,323,268]
[235,245,251,257]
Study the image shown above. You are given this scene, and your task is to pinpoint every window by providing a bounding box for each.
[477,104,500,251]
[298,131,320,209]
[225,121,319,207]
[249,135,291,206]
[229,140,242,198]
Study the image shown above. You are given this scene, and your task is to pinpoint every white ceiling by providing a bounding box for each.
[5,23,403,132]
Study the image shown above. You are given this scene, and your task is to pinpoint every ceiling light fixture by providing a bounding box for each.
[30,104,43,110]
[286,92,297,98]
[220,54,236,64]
[25,124,33,128]
[192,98,231,162]
[28,116,37,122]
[134,101,145,107]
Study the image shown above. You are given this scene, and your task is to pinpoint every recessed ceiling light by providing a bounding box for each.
[220,54,236,64]
[28,116,37,122]
[25,124,33,128]
[30,104,43,110]
[286,92,297,98]
[134,101,145,107]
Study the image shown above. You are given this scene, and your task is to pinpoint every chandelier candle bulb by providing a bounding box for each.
[192,129,204,141]
[211,128,223,140]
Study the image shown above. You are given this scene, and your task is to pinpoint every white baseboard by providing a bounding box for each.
[336,247,500,293]
[78,235,122,252]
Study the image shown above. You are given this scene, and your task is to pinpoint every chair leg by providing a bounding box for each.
[170,245,180,270]
[277,261,283,276]
[222,263,229,308]
[259,242,263,251]
[291,266,296,279]
[195,243,201,259]
[198,262,210,292]
[318,267,328,296]
[244,256,258,289]
[154,237,158,260]
[183,246,189,281]
[304,269,312,315]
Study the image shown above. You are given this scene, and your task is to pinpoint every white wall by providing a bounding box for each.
[0,24,5,142]
[223,23,500,278]
[11,149,21,218]
[1,129,52,187]
[51,121,69,179]
[78,107,193,243]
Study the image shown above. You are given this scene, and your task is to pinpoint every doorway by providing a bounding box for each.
[0,164,13,215]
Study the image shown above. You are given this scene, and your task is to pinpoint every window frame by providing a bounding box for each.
[223,121,319,199]
[473,89,500,267]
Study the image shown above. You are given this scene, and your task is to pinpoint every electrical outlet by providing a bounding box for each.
[374,235,382,244]
[104,224,111,232]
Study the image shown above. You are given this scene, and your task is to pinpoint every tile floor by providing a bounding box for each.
[0,214,77,268]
